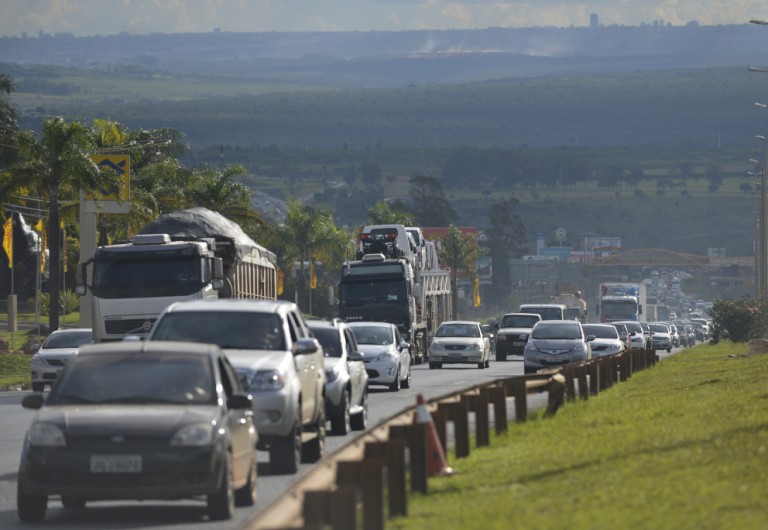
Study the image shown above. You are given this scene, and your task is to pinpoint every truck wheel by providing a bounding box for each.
[429,362,439,369]
[61,496,86,509]
[302,407,326,463]
[330,389,351,436]
[270,421,301,475]
[496,352,506,362]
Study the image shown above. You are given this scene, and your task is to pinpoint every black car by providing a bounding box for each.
[17,341,258,522]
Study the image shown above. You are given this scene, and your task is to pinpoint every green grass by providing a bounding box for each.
[390,343,768,530]
[0,351,32,390]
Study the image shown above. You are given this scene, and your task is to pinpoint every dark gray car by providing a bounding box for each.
[17,341,258,522]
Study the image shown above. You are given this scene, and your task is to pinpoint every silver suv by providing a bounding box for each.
[148,299,326,474]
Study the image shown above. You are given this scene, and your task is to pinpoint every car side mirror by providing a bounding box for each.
[348,350,365,362]
[399,341,410,352]
[22,393,45,409]
[227,392,252,410]
[294,337,321,356]
[586,335,596,342]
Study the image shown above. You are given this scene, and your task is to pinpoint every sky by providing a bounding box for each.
[0,0,764,38]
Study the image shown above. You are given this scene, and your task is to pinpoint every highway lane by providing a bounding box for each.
[0,358,527,529]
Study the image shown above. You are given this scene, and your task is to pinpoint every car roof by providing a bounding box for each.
[502,313,540,318]
[163,299,298,314]
[76,340,221,358]
[47,328,93,335]
[347,321,394,328]
[439,320,480,326]
[306,319,346,330]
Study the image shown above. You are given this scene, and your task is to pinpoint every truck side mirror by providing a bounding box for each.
[212,257,224,280]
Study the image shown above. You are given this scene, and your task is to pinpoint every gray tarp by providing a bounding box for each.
[139,207,276,265]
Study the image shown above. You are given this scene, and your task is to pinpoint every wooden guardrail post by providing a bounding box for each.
[304,488,358,530]
[490,384,508,435]
[455,397,471,458]
[361,455,384,530]
[510,378,528,422]
[390,424,428,495]
[473,391,490,447]
[544,374,566,417]
[562,365,576,401]
[588,361,600,396]
[577,364,589,400]
[364,440,407,519]
[619,351,628,382]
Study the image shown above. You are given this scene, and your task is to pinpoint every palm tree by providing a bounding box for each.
[280,201,339,312]
[366,200,415,225]
[13,117,121,331]
[439,225,483,320]
[187,164,264,228]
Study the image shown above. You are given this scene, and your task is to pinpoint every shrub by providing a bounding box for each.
[708,298,768,343]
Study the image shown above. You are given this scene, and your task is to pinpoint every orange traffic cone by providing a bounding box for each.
[414,393,454,476]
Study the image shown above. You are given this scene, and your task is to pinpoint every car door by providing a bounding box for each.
[287,310,318,424]
[343,327,366,407]
[394,327,409,374]
[217,355,253,483]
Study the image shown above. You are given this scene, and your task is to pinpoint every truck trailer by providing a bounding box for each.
[77,207,277,341]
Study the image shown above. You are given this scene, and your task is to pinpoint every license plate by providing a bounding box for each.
[90,454,142,473]
[450,352,463,357]
[512,341,526,347]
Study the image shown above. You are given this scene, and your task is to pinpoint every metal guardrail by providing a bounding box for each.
[245,347,658,530]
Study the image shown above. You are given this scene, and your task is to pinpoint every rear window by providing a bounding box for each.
[310,327,342,357]
[583,325,619,339]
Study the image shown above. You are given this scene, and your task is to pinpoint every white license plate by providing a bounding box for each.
[512,341,526,347]
[90,454,142,473]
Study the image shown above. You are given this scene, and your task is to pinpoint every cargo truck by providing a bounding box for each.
[597,282,647,323]
[76,207,277,341]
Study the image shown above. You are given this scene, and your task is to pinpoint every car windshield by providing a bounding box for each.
[151,311,285,350]
[582,325,619,339]
[531,323,582,340]
[436,324,480,338]
[350,325,393,345]
[310,327,342,357]
[650,324,669,333]
[49,352,216,405]
[522,307,564,320]
[42,330,93,349]
[501,315,539,328]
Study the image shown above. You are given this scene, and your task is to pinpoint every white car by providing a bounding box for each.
[613,320,647,350]
[30,328,93,392]
[428,320,490,369]
[347,322,412,391]
[582,324,624,358]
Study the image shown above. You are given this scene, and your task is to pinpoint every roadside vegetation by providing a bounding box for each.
[391,342,768,530]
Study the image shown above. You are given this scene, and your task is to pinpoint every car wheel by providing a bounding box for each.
[350,388,368,431]
[389,365,401,392]
[207,451,234,521]
[17,478,47,522]
[429,362,439,369]
[496,351,506,362]
[666,347,671,353]
[330,389,351,435]
[234,456,257,507]
[270,419,301,475]
[477,361,484,369]
[402,361,411,389]
[61,496,86,509]
[302,405,326,463]
[31,382,45,393]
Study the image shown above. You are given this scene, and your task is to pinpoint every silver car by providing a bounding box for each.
[348,322,412,391]
[582,324,624,358]
[428,320,490,369]
[307,319,369,435]
[523,320,594,374]
[30,328,93,392]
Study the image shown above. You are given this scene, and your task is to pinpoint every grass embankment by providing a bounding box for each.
[391,343,768,530]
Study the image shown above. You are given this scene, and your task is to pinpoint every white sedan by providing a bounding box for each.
[428,320,491,369]
[348,322,412,391]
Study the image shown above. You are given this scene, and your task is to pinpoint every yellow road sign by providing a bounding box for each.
[87,155,130,202]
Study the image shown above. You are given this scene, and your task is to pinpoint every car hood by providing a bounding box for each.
[34,405,219,437]
[224,349,292,371]
[431,337,482,346]
[35,348,79,358]
[356,344,395,357]
[528,339,581,351]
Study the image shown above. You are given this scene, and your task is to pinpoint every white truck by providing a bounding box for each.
[76,207,277,342]
[597,282,647,324]
[551,292,588,322]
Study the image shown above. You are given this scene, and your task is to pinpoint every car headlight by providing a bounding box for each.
[170,422,218,447]
[373,351,397,362]
[430,341,444,352]
[240,369,286,391]
[31,356,47,368]
[470,342,482,352]
[28,422,66,446]
[326,365,341,383]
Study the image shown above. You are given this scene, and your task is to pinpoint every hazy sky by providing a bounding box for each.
[0,0,763,37]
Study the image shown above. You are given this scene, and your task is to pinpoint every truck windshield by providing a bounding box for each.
[340,280,407,306]
[602,300,638,319]
[501,315,539,328]
[93,256,203,298]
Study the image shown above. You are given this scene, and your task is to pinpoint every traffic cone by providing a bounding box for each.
[414,393,454,476]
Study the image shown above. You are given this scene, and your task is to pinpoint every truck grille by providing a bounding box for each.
[104,319,156,335]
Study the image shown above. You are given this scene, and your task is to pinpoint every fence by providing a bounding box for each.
[246,347,658,530]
